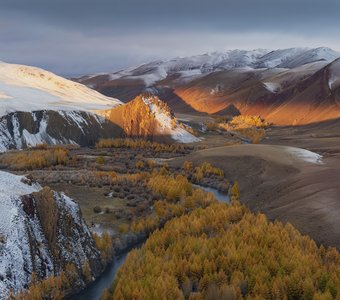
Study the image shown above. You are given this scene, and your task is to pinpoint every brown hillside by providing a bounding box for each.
[173,65,340,125]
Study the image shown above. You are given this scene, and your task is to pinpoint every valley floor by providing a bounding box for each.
[172,114,340,248]
[2,115,340,298]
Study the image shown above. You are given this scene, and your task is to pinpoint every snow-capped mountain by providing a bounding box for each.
[78,47,340,88]
[77,47,340,125]
[0,171,103,298]
[0,61,121,117]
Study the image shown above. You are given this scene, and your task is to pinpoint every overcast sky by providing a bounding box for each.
[1,0,339,77]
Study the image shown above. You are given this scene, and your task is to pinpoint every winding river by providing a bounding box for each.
[194,185,230,203]
[73,185,229,300]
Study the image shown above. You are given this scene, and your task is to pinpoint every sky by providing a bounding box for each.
[0,0,340,77]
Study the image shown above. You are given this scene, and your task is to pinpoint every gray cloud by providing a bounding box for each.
[0,0,339,76]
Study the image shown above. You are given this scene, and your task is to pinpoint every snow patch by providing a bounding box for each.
[285,147,323,164]
[263,82,281,93]
[328,59,340,90]
[127,66,168,86]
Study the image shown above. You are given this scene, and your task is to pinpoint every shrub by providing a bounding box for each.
[95,138,190,153]
[182,161,193,171]
[119,223,129,234]
[231,182,240,200]
[96,156,105,164]
[229,115,270,128]
[148,173,192,202]
[193,162,224,181]
[135,160,145,169]
[0,147,69,170]
[93,206,102,214]
[92,232,113,264]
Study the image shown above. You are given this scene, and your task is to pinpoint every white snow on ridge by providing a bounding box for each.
[82,47,340,86]
[142,95,200,143]
[0,61,122,117]
[95,50,268,87]
[256,48,309,68]
[256,47,340,69]
[285,146,323,164]
[126,67,167,86]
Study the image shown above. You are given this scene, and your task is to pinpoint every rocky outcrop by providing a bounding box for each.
[0,110,124,151]
[0,171,103,298]
[105,94,200,143]
[214,103,241,117]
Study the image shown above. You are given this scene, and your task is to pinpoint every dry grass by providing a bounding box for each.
[0,147,69,170]
[96,138,189,153]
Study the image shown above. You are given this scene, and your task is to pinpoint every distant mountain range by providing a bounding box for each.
[76,47,340,125]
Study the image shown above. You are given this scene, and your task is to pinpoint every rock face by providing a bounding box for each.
[0,110,124,151]
[0,171,103,298]
[106,93,200,143]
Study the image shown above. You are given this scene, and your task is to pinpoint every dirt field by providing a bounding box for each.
[48,183,128,235]
[172,116,340,248]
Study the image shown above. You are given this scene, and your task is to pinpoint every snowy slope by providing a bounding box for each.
[252,47,338,68]
[254,48,308,68]
[278,47,340,68]
[262,61,329,93]
[0,61,122,117]
[0,172,43,298]
[0,171,102,298]
[97,49,268,86]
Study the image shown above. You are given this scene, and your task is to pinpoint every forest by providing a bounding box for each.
[108,202,340,299]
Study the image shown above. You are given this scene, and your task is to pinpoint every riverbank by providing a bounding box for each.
[71,184,230,300]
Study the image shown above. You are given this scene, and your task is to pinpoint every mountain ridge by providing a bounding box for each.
[77,47,340,87]
[76,47,340,125]
[0,61,199,151]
